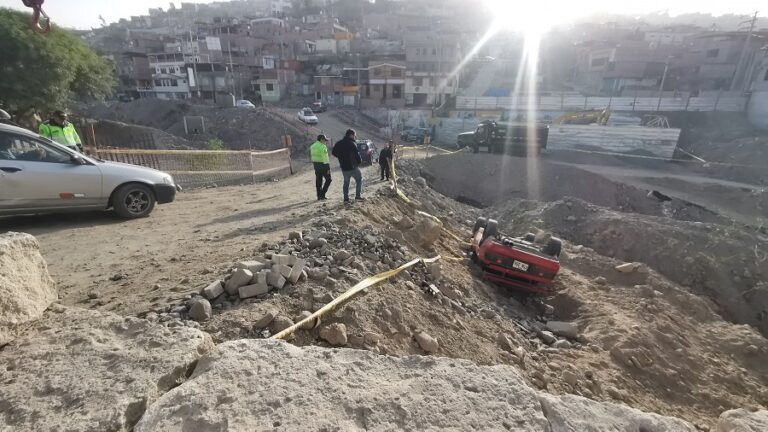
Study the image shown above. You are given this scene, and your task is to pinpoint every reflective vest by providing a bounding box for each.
[39,121,81,147]
[310,140,329,164]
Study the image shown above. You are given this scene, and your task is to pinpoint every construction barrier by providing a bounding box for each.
[93,148,292,188]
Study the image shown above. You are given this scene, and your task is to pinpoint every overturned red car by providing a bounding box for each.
[471,217,561,295]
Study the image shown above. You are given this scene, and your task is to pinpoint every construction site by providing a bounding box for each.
[2,0,768,429]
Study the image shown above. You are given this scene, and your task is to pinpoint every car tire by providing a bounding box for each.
[473,217,487,234]
[480,219,498,245]
[542,237,562,258]
[112,183,156,219]
[523,233,536,242]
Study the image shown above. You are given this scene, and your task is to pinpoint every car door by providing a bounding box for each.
[0,132,103,212]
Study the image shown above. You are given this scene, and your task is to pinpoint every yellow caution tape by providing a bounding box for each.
[271,256,441,340]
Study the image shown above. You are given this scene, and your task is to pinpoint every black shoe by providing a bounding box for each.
[319,196,327,201]
[344,200,352,206]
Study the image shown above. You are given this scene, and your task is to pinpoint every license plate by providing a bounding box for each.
[512,260,529,271]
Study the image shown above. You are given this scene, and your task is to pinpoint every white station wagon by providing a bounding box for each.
[0,123,179,219]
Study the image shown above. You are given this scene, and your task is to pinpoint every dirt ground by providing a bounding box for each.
[3,151,767,427]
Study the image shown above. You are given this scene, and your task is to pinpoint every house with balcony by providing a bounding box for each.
[148,52,192,99]
[404,33,461,106]
[361,61,406,109]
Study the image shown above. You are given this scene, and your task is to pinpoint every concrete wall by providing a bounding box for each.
[747,91,768,130]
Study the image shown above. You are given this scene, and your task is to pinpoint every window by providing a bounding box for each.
[706,49,719,58]
[374,84,381,92]
[429,77,436,86]
[266,83,274,91]
[392,84,402,99]
[416,48,420,56]
[365,84,370,97]
[374,68,382,76]
[0,134,71,164]
[763,69,768,81]
[170,79,178,86]
[432,48,436,56]
[161,68,168,74]
[154,79,161,87]
[591,57,608,67]
[414,77,423,86]
[391,68,402,78]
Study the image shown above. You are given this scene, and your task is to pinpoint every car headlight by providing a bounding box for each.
[162,175,174,185]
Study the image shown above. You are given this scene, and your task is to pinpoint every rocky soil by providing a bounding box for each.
[2,149,767,430]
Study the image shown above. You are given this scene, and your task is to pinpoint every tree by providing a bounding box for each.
[0,8,115,115]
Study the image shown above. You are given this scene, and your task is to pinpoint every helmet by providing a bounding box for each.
[0,108,10,121]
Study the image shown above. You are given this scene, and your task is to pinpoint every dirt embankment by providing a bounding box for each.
[80,99,307,153]
[420,153,732,225]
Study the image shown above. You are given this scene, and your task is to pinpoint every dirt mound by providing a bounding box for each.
[80,100,307,153]
[420,153,729,224]
[497,198,768,336]
[90,119,195,149]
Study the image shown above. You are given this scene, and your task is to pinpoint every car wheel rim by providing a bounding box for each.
[125,190,150,215]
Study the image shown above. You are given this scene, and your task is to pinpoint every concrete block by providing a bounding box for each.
[224,268,254,295]
[272,254,292,265]
[202,280,224,300]
[267,271,286,290]
[234,261,266,273]
[239,283,269,299]
[251,271,268,285]
[273,264,292,279]
[288,255,298,266]
[288,259,306,284]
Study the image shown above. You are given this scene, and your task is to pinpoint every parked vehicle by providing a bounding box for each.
[356,140,378,166]
[236,100,256,109]
[311,101,327,113]
[401,127,432,144]
[458,120,549,155]
[0,123,178,219]
[297,108,318,124]
[471,217,561,295]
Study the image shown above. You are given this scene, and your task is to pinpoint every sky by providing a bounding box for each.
[0,0,764,30]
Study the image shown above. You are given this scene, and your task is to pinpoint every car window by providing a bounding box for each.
[0,133,72,164]
[303,109,313,116]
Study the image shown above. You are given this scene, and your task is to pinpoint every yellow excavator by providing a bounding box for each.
[554,108,611,125]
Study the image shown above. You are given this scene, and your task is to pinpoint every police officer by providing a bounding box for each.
[39,110,83,152]
[310,134,332,201]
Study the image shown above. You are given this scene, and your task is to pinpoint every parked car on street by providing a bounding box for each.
[401,127,432,144]
[311,101,327,113]
[356,139,378,166]
[297,108,318,124]
[0,123,178,219]
[236,99,256,109]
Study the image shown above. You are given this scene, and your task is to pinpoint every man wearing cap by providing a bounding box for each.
[310,134,332,201]
[39,110,83,152]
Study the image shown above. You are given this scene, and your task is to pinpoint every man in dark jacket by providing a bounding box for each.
[331,129,364,204]
[379,141,394,181]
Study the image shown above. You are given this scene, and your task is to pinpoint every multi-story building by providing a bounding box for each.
[404,33,461,106]
[361,61,406,109]
[747,48,768,129]
[114,52,153,100]
[148,52,192,99]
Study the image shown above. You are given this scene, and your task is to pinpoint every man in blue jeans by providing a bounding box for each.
[331,129,364,205]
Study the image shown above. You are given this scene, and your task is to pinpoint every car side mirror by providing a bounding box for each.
[70,155,85,165]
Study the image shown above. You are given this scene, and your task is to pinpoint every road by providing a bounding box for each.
[1,161,390,317]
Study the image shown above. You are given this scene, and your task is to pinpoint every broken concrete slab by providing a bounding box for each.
[234,260,266,273]
[271,254,292,266]
[0,232,57,344]
[0,304,213,432]
[545,321,579,339]
[267,271,286,290]
[134,340,696,431]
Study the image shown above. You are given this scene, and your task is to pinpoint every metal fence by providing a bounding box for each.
[93,148,292,188]
[456,95,749,112]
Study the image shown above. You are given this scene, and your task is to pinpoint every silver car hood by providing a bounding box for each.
[92,159,174,184]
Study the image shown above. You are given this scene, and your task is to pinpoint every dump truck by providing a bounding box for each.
[457,120,549,155]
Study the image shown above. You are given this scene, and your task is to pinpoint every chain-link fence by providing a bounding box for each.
[94,148,292,188]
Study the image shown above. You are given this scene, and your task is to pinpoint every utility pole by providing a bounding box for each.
[657,57,670,112]
[227,26,236,98]
[189,29,200,99]
[730,11,758,92]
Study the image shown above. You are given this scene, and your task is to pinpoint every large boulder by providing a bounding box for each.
[0,304,214,432]
[135,340,696,431]
[537,393,696,432]
[716,409,768,432]
[0,232,56,344]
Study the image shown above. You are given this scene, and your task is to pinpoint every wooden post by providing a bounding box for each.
[282,135,293,175]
